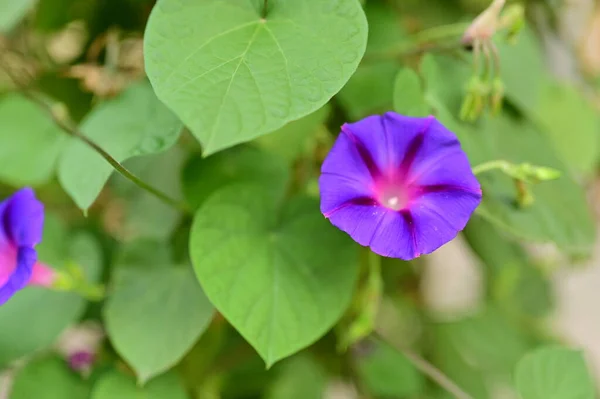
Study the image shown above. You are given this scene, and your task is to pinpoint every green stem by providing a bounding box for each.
[373,331,474,399]
[0,58,191,214]
[262,0,268,18]
[471,159,510,175]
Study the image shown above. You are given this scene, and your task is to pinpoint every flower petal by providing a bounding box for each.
[409,189,481,255]
[342,113,433,176]
[324,202,417,260]
[0,246,36,305]
[3,188,44,248]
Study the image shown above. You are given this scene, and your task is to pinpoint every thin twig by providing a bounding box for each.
[0,57,191,214]
[373,331,474,399]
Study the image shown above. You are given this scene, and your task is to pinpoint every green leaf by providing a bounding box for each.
[104,241,214,384]
[266,355,327,399]
[464,217,555,318]
[0,94,66,186]
[356,340,424,398]
[0,0,36,32]
[144,0,368,155]
[111,146,187,242]
[421,54,595,255]
[58,81,182,211]
[515,346,595,399]
[10,356,89,399]
[189,184,359,366]
[0,215,102,366]
[362,0,410,56]
[182,145,289,210]
[475,115,595,255]
[535,81,600,175]
[495,26,546,116]
[393,68,430,117]
[337,62,398,121]
[443,307,531,374]
[254,105,330,162]
[91,370,188,399]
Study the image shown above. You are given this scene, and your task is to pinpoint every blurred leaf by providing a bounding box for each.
[476,115,595,256]
[91,370,188,399]
[495,26,546,116]
[0,214,102,367]
[111,146,187,241]
[189,184,359,366]
[182,145,289,210]
[337,62,398,121]
[431,323,490,399]
[363,0,409,55]
[144,0,368,155]
[265,355,327,399]
[464,217,555,318]
[515,346,595,399]
[443,307,531,375]
[535,82,600,175]
[393,68,430,117]
[421,54,595,255]
[0,0,36,32]
[0,94,66,186]
[10,356,89,399]
[356,340,424,398]
[59,81,183,212]
[255,105,330,162]
[104,241,214,384]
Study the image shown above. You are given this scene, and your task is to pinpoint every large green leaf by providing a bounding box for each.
[189,184,359,366]
[0,0,36,32]
[10,356,89,399]
[91,370,188,399]
[104,241,214,384]
[515,346,595,399]
[144,0,367,155]
[0,215,102,366]
[0,94,66,186]
[182,145,289,209]
[58,81,182,212]
[420,54,595,255]
[475,115,595,255]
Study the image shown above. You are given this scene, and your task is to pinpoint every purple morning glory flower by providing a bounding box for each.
[0,188,56,305]
[319,113,482,260]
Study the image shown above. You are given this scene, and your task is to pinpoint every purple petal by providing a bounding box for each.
[0,247,36,305]
[3,188,44,248]
[340,113,434,178]
[409,190,481,255]
[324,203,417,260]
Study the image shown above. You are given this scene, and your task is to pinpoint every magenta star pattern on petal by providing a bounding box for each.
[0,188,56,305]
[319,112,482,260]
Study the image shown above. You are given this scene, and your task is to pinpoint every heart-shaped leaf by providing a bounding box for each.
[59,81,182,212]
[144,0,368,155]
[189,184,358,366]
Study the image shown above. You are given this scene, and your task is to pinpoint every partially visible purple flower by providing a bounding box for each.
[0,188,56,305]
[319,113,482,260]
